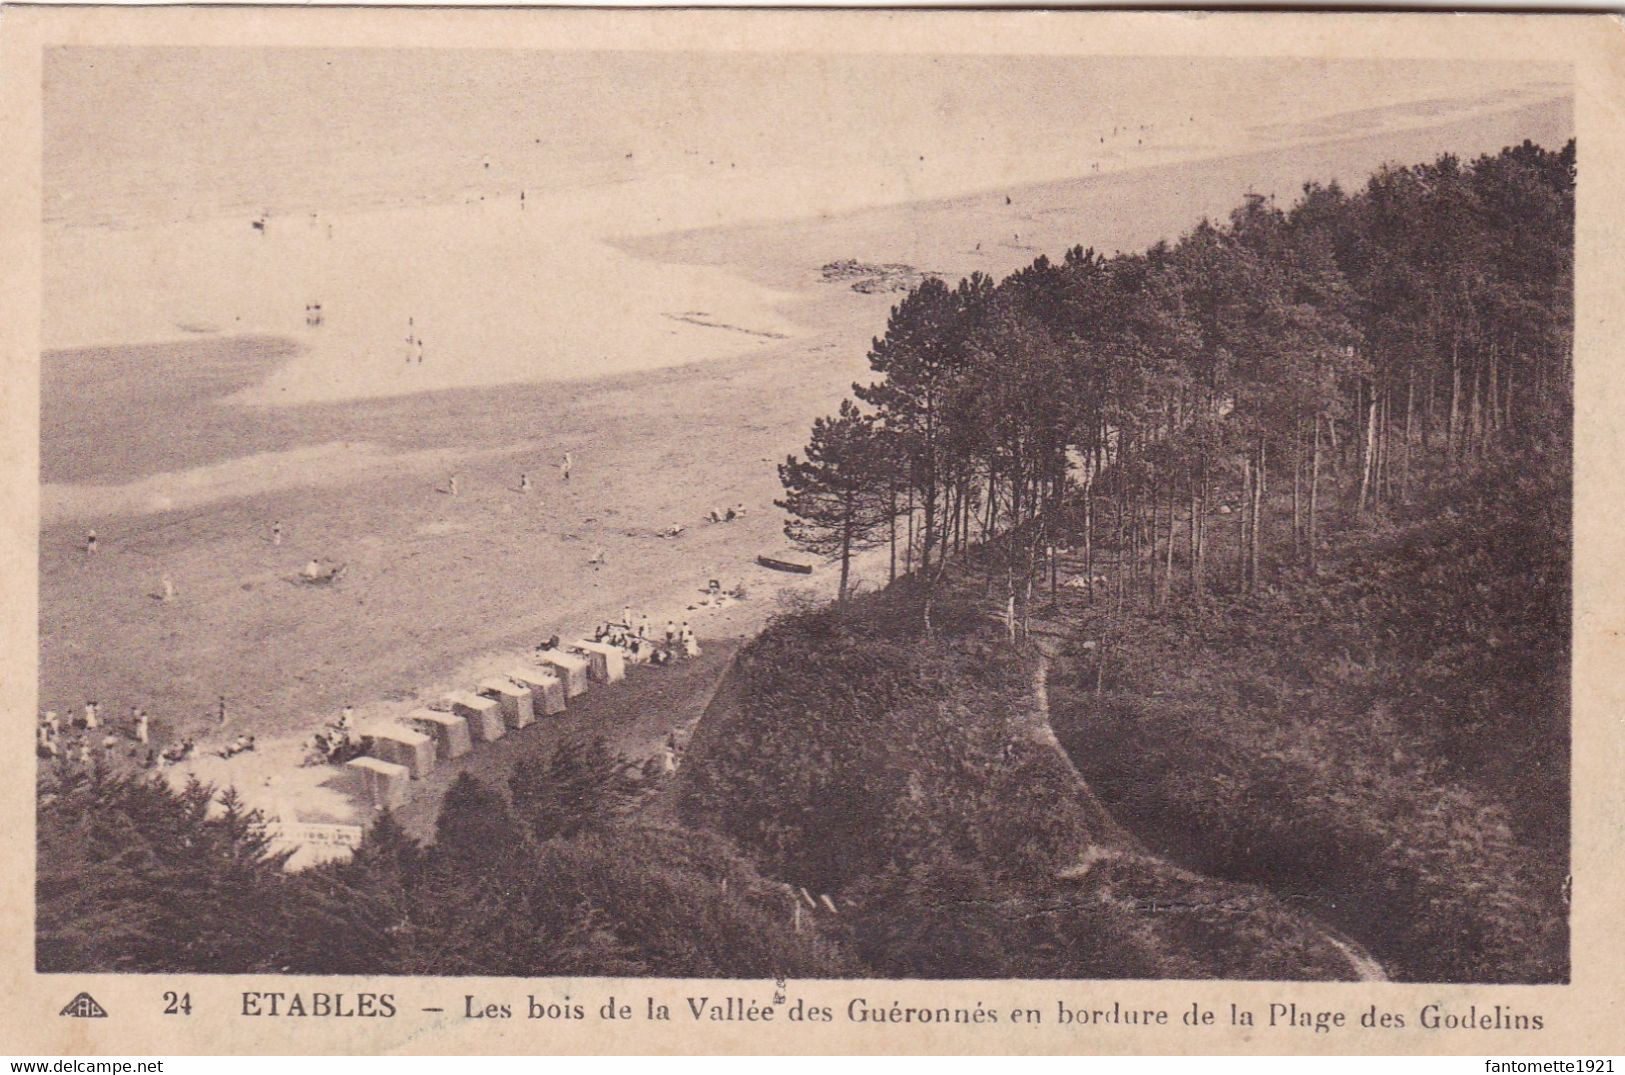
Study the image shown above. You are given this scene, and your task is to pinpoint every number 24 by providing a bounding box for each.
[163,991,192,1015]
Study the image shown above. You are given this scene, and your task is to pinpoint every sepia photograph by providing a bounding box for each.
[2,6,1618,1057]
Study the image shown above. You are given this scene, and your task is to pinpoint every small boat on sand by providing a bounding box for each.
[757,555,813,575]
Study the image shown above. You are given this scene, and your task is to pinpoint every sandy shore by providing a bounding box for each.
[39,314,890,853]
[39,314,879,740]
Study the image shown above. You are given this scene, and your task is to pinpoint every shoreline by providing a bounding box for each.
[39,312,886,846]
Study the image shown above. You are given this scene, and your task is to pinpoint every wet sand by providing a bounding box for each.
[39,309,877,752]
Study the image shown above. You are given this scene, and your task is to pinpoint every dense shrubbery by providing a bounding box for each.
[1046,445,1570,984]
[678,583,1366,980]
[679,586,1034,891]
[38,771,300,973]
[37,739,851,977]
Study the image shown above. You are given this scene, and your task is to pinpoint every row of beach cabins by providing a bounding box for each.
[341,638,635,813]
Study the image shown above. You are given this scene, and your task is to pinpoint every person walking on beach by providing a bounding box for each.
[520,472,531,494]
[665,620,677,646]
[134,710,149,746]
[561,451,573,483]
[160,574,176,603]
[85,529,98,555]
[448,474,459,497]
[84,700,99,731]
[217,695,229,727]
[272,520,283,546]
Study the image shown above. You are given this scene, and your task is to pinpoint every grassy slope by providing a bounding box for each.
[677,589,1365,980]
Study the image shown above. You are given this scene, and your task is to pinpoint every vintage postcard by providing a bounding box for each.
[0,5,1621,1056]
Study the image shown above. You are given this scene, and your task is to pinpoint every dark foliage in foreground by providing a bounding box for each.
[37,742,851,977]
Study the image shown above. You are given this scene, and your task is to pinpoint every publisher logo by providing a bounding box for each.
[59,992,107,1018]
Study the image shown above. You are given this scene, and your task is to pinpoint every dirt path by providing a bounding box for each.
[1016,568,1390,983]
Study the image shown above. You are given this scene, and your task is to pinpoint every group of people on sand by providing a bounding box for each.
[304,704,364,767]
[37,699,147,764]
[38,691,246,770]
[692,578,747,610]
[706,503,749,524]
[217,734,257,759]
[586,607,702,665]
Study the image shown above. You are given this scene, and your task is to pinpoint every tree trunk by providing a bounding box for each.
[1448,334,1462,458]
[1196,481,1208,601]
[1309,414,1321,572]
[1116,486,1126,590]
[888,487,898,584]
[1377,384,1390,503]
[1353,379,1367,501]
[1291,421,1302,558]
[959,477,970,553]
[1239,453,1252,594]
[1083,476,1094,606]
[1358,381,1378,512]
[921,485,936,578]
[1164,472,1177,604]
[838,507,853,603]
[1250,440,1265,591]
[1004,563,1016,643]
[1488,339,1501,441]
[1423,368,1434,450]
[1504,359,1516,433]
[1188,475,1200,602]
[1466,348,1483,458]
[904,485,915,576]
[1402,372,1415,502]
[983,470,997,543]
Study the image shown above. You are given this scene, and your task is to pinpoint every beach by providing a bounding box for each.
[38,68,1572,835]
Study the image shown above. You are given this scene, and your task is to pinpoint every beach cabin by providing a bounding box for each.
[571,640,626,685]
[408,708,473,760]
[446,690,505,743]
[508,666,567,716]
[363,724,436,779]
[346,756,410,810]
[533,650,590,698]
[477,678,533,730]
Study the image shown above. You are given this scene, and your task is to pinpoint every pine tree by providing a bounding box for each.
[854,277,969,577]
[777,399,895,602]
[510,735,634,842]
